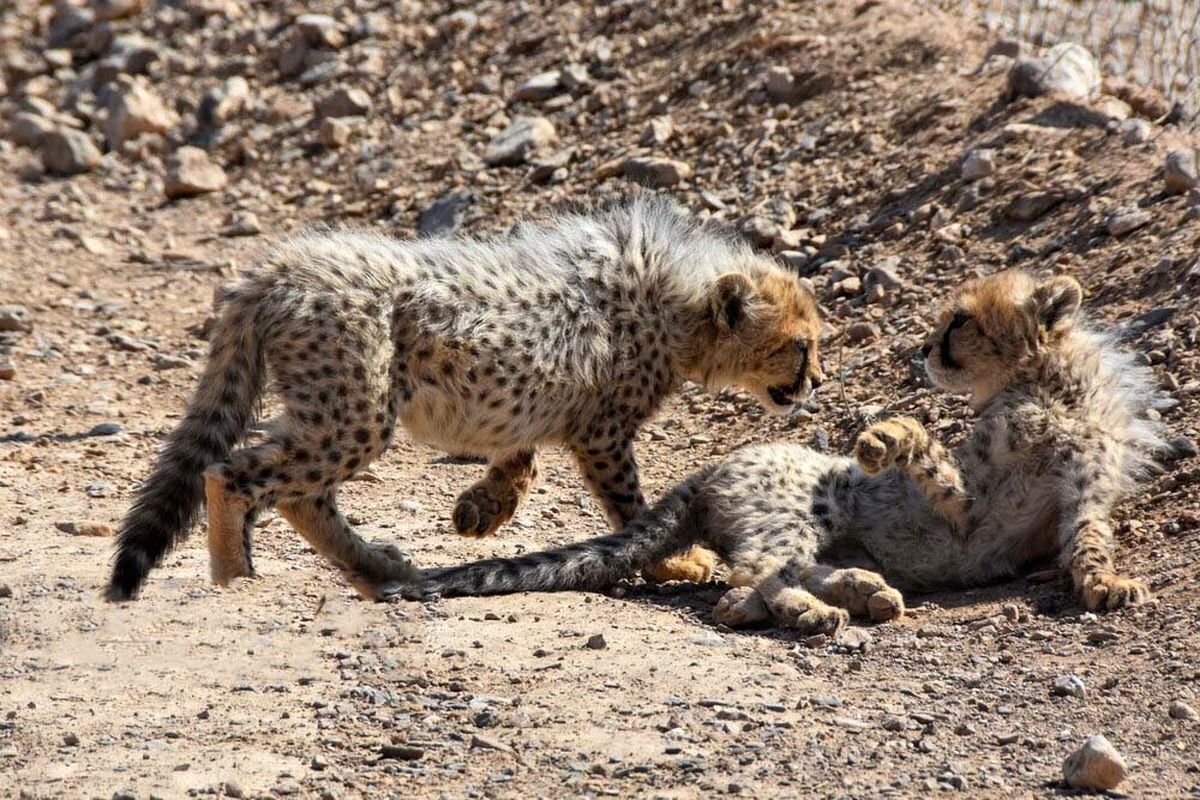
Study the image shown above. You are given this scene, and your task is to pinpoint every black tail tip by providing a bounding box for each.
[105,553,149,602]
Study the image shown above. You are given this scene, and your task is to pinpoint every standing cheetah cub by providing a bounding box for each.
[106,196,825,601]
[411,271,1162,629]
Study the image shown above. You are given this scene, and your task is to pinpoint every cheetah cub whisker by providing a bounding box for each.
[106,195,825,601]
[408,271,1165,626]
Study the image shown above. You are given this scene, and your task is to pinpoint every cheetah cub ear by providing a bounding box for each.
[711,272,756,332]
[1030,275,1083,335]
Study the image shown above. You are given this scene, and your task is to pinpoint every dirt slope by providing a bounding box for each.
[1,0,1198,797]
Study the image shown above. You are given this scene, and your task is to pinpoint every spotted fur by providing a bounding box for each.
[411,271,1164,627]
[106,195,824,601]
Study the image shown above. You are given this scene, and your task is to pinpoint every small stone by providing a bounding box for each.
[153,354,193,371]
[197,77,250,127]
[88,422,123,436]
[62,732,80,746]
[418,190,473,238]
[164,147,227,199]
[1062,734,1127,791]
[513,70,563,102]
[10,112,57,147]
[882,716,905,732]
[0,306,32,333]
[1008,43,1100,101]
[1106,206,1151,237]
[55,521,115,537]
[1168,700,1199,721]
[639,115,674,146]
[1164,149,1199,194]
[223,782,244,799]
[92,0,145,22]
[106,80,177,150]
[838,627,872,651]
[0,585,11,599]
[319,117,351,148]
[690,630,727,647]
[961,149,995,181]
[295,13,346,48]
[40,129,102,175]
[844,322,880,345]
[1006,191,1067,221]
[1120,119,1153,146]
[622,157,692,188]
[1051,675,1086,698]
[484,116,556,166]
[586,633,607,650]
[832,276,862,297]
[469,733,513,753]
[379,744,423,761]
[315,87,371,118]
[778,251,809,272]
[220,212,262,238]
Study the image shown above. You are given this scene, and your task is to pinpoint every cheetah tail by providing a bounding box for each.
[106,293,265,601]
[412,473,710,599]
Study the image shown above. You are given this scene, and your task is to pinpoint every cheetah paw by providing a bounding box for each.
[643,547,717,584]
[866,588,905,622]
[777,602,848,636]
[853,416,929,475]
[1082,572,1152,611]
[713,586,771,627]
[453,483,519,537]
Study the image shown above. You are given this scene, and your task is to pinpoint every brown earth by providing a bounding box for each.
[1,0,1198,798]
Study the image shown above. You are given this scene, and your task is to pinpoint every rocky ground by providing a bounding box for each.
[2,0,1199,797]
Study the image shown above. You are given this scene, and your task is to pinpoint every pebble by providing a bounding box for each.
[418,190,473,237]
[94,0,145,22]
[220,212,262,237]
[315,87,372,118]
[0,584,11,598]
[164,147,228,199]
[0,305,32,333]
[319,118,351,148]
[484,116,556,166]
[844,322,880,345]
[1164,149,1199,194]
[838,627,872,651]
[1168,700,1198,721]
[1008,43,1099,101]
[470,733,513,753]
[379,744,423,761]
[961,149,995,181]
[513,70,563,102]
[1062,734,1127,791]
[690,631,727,647]
[1120,119,1152,146]
[1051,675,1086,698]
[40,129,102,175]
[88,422,124,436]
[639,116,674,146]
[197,77,250,127]
[586,633,607,650]
[1006,191,1067,221]
[106,79,177,150]
[1106,206,1151,237]
[55,521,115,537]
[622,157,692,188]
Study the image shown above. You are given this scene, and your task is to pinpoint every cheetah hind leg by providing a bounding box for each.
[204,469,257,586]
[802,565,905,622]
[453,450,539,537]
[644,545,718,584]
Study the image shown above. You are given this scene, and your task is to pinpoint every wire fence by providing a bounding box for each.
[961,0,1200,128]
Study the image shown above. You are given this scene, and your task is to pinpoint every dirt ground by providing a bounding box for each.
[1,0,1198,797]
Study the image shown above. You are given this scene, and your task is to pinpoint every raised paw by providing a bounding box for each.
[713,586,771,627]
[1081,572,1152,611]
[453,482,520,537]
[853,416,929,475]
[643,546,717,584]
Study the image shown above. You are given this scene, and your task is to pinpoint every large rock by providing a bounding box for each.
[622,156,692,188]
[106,80,178,150]
[0,306,32,333]
[1008,43,1100,101]
[315,87,371,118]
[1062,734,1127,791]
[40,129,102,175]
[9,112,56,147]
[483,116,556,166]
[1165,149,1199,194]
[164,147,227,199]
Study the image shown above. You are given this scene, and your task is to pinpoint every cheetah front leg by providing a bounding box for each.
[453,449,539,537]
[1058,474,1150,611]
[571,438,716,584]
[854,415,968,532]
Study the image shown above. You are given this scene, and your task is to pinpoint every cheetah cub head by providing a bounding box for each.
[923,270,1083,404]
[703,264,825,415]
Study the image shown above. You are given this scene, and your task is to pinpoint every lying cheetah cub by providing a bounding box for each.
[107,196,825,601]
[409,271,1162,630]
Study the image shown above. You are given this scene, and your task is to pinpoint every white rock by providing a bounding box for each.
[106,80,177,149]
[1062,734,1127,791]
[622,156,692,188]
[513,71,563,102]
[164,146,227,199]
[1008,43,1100,101]
[1106,206,1151,237]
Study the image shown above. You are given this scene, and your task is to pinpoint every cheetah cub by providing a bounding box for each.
[106,196,825,601]
[409,271,1162,630]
